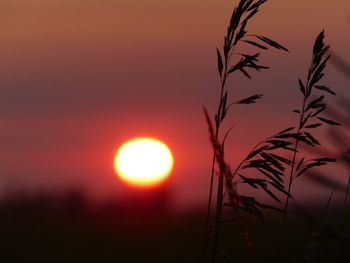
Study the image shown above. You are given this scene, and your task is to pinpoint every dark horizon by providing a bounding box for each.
[0,0,350,209]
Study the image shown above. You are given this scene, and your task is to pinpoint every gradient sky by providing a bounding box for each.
[1,0,349,209]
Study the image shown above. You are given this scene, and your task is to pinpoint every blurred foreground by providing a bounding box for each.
[0,190,203,263]
[0,190,349,262]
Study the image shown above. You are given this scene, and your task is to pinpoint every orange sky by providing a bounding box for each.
[0,0,349,208]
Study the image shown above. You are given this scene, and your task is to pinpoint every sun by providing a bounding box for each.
[114,137,174,189]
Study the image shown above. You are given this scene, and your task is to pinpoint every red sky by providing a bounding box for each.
[0,0,349,209]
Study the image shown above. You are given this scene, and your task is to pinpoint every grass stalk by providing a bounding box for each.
[204,84,226,262]
[322,182,338,220]
[203,1,288,261]
[283,99,306,224]
[208,57,229,263]
[211,163,225,263]
[282,31,338,224]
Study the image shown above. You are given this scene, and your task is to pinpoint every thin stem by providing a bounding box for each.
[206,152,217,231]
[203,127,219,260]
[322,182,338,220]
[282,137,300,224]
[204,61,228,262]
[210,67,228,263]
[283,96,307,224]
[205,33,242,262]
[211,161,225,263]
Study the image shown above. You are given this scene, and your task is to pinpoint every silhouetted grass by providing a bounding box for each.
[0,191,349,262]
[203,0,288,261]
[201,0,350,262]
[282,31,340,223]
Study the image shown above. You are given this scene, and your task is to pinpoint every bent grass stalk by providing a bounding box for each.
[203,0,288,261]
[282,31,339,224]
[203,3,342,262]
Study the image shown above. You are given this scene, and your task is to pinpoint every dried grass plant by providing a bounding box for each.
[203,0,288,261]
[282,31,340,223]
[202,1,341,262]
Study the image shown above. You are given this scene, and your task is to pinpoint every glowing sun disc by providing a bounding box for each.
[114,137,174,188]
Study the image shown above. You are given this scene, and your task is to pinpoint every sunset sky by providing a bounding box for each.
[1,0,349,209]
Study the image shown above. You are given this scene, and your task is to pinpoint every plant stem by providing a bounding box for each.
[206,62,228,262]
[206,153,217,232]
[203,127,219,260]
[283,97,307,224]
[322,182,338,220]
[205,77,225,231]
[211,163,225,263]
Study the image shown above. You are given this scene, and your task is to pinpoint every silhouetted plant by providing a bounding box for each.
[311,98,350,214]
[295,41,350,263]
[282,31,340,223]
[203,0,288,261]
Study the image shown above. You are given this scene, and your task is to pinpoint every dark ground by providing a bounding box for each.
[0,190,349,263]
